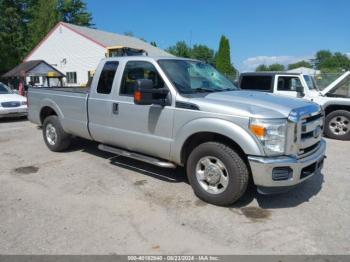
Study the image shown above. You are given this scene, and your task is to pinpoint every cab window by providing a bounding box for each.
[97,61,119,94]
[120,61,165,96]
[277,76,302,91]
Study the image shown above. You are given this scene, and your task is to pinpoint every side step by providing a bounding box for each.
[98,144,177,169]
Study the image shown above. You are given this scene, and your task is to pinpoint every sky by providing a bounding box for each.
[85,0,349,71]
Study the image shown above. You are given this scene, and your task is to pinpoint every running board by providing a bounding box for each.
[98,144,177,169]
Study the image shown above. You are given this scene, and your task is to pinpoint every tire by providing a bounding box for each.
[324,110,350,140]
[186,142,249,206]
[42,115,71,152]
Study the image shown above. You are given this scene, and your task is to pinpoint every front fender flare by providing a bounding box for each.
[170,118,263,164]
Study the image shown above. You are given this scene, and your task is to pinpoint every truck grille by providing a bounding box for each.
[1,101,21,108]
[298,113,323,158]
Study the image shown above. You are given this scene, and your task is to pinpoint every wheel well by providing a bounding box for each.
[181,132,247,165]
[40,106,57,124]
[325,105,350,116]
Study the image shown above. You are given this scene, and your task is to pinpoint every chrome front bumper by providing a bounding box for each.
[248,139,326,190]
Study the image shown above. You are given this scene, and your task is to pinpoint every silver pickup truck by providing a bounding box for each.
[28,56,326,205]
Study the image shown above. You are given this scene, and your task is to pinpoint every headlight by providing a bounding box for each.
[21,101,27,106]
[249,118,287,156]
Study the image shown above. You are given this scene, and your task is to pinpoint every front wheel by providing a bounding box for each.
[186,142,249,206]
[324,110,350,140]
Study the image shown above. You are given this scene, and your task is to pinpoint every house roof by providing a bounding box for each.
[3,60,65,78]
[25,22,171,61]
[63,23,171,57]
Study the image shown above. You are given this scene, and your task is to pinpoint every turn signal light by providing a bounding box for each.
[134,90,142,103]
[250,124,266,138]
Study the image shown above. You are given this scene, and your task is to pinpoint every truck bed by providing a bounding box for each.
[28,87,91,140]
[30,86,90,94]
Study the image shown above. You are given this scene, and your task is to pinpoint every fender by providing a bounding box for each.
[170,118,264,164]
[40,98,65,121]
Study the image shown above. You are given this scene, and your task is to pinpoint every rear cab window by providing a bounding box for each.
[240,76,273,92]
[97,61,119,94]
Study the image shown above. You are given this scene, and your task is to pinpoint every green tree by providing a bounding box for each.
[255,63,285,72]
[268,63,285,71]
[150,41,157,47]
[166,41,191,58]
[215,35,236,78]
[27,0,93,51]
[27,0,60,50]
[255,64,269,72]
[314,50,350,72]
[0,0,29,75]
[191,44,215,64]
[58,0,93,26]
[288,60,312,70]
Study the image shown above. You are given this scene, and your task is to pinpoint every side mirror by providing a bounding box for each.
[133,79,169,106]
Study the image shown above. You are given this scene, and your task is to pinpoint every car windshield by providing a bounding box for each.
[158,59,238,94]
[0,83,12,94]
[303,75,317,90]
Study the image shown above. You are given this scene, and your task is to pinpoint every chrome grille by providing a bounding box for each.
[1,101,21,108]
[298,113,324,158]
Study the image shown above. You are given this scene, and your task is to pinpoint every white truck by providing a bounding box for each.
[239,71,350,140]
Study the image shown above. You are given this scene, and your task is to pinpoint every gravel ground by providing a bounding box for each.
[0,118,349,255]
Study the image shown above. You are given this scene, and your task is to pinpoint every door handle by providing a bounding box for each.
[112,103,119,114]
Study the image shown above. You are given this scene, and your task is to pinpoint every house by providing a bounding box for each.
[24,22,170,86]
[285,67,320,76]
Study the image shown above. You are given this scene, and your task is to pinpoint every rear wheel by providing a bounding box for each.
[325,110,350,140]
[186,142,249,206]
[42,115,71,152]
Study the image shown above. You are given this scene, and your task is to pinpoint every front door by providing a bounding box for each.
[93,60,174,159]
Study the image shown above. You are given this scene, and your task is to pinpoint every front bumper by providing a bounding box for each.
[0,107,28,118]
[248,139,326,191]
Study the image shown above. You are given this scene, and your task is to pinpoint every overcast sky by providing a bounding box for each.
[86,0,350,71]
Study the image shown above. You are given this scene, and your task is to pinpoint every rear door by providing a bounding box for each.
[274,75,303,98]
[88,60,121,143]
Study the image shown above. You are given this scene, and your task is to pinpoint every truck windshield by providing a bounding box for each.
[158,59,237,94]
[303,75,316,90]
[0,83,12,94]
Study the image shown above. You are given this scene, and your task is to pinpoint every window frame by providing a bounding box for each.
[119,60,167,97]
[96,61,119,95]
[276,76,303,92]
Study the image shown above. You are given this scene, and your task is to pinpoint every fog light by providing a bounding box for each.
[272,167,293,181]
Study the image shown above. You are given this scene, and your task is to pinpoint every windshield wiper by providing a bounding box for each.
[192,87,217,93]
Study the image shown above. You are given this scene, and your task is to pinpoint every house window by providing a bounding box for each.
[66,72,77,84]
[30,76,40,84]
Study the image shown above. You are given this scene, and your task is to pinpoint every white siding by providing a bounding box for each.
[26,24,106,86]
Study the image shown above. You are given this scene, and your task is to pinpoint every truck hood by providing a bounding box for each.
[320,71,350,96]
[189,90,320,119]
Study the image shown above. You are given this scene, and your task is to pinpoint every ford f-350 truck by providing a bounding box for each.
[28,57,326,205]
